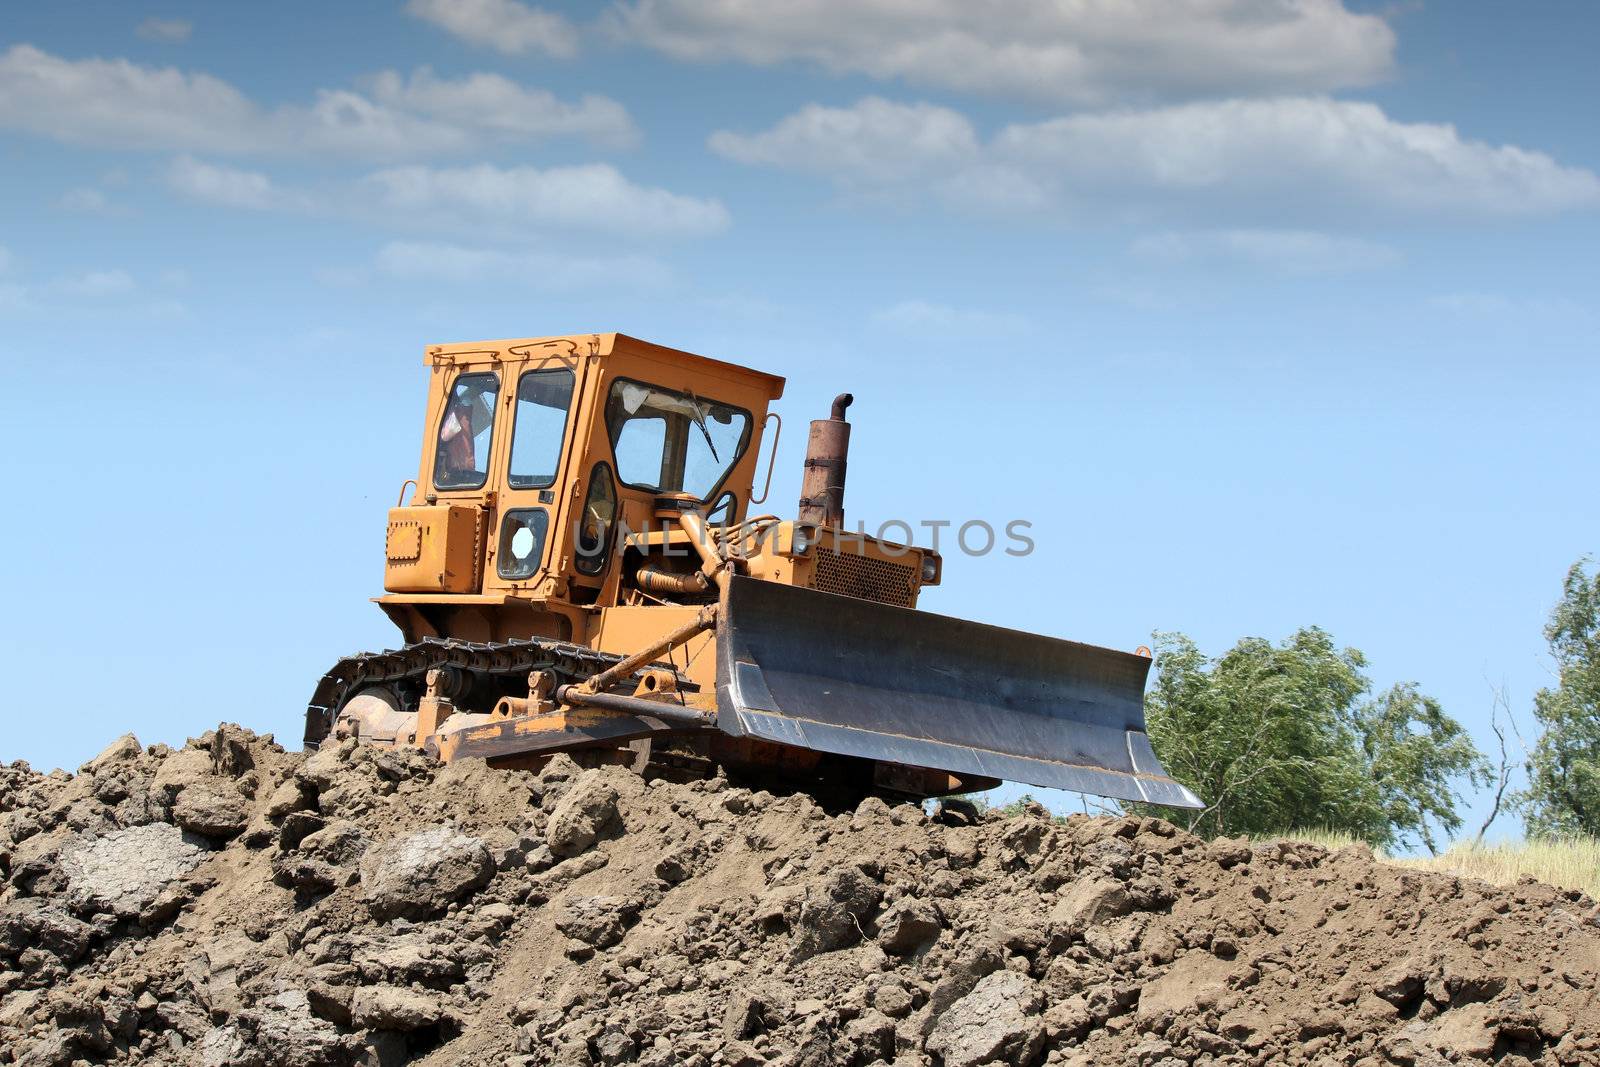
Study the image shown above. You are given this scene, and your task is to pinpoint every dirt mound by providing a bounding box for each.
[3,726,1598,1067]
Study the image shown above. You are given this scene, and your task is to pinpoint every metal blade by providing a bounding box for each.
[714,575,1202,809]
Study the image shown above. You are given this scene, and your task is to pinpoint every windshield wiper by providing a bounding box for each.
[686,388,720,464]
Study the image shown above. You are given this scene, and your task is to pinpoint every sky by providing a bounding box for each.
[2,1,1595,848]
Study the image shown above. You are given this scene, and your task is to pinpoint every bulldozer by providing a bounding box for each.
[305,333,1200,810]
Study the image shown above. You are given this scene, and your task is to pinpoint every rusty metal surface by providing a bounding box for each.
[713,575,1203,809]
[796,394,851,528]
[304,636,686,748]
[439,703,709,763]
[806,548,918,607]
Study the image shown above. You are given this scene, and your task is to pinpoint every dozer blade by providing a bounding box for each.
[714,575,1203,809]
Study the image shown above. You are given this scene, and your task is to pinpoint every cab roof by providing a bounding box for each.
[424,332,786,401]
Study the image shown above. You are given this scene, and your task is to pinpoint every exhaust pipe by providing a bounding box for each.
[798,393,852,528]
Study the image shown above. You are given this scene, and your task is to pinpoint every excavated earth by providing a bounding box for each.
[3,726,1598,1067]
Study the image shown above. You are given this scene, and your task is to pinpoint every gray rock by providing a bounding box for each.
[1049,875,1135,941]
[555,895,640,951]
[236,989,358,1067]
[876,896,942,955]
[172,782,248,840]
[82,734,142,775]
[545,771,621,857]
[296,740,353,792]
[723,981,795,1040]
[360,826,494,921]
[58,823,206,919]
[264,778,313,820]
[0,899,95,963]
[927,970,1046,1067]
[791,865,883,961]
[350,986,453,1031]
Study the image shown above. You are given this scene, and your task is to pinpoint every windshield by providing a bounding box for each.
[604,379,751,500]
[508,367,575,489]
[434,372,499,491]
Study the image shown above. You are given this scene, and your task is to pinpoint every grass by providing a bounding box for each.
[1260,829,1600,900]
[1399,837,1600,900]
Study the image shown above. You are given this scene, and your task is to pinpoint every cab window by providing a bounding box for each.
[434,372,499,491]
[575,463,618,577]
[508,367,575,489]
[604,379,750,500]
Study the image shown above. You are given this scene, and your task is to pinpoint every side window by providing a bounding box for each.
[605,379,751,500]
[706,491,736,526]
[508,367,575,490]
[434,372,499,491]
[497,508,550,580]
[575,463,618,577]
[613,414,668,489]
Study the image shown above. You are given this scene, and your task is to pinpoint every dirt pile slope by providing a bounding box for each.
[3,726,1598,1067]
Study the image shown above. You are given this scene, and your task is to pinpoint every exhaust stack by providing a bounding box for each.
[798,393,852,528]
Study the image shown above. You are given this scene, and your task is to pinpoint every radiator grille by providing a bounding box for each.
[808,549,918,607]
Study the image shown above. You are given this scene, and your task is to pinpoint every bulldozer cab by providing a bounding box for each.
[380,334,785,641]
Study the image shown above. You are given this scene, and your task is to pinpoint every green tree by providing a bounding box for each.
[1139,628,1487,852]
[1520,558,1600,837]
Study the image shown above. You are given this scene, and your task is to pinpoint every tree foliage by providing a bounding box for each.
[1139,628,1487,852]
[1520,558,1600,838]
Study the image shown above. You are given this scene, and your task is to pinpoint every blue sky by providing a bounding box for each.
[3,1,1595,846]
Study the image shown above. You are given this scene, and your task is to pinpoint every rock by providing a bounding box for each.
[206,725,258,778]
[872,981,915,1019]
[0,899,95,963]
[845,1009,896,1062]
[238,989,359,1067]
[172,782,248,840]
[82,734,142,775]
[1049,875,1135,940]
[593,1026,636,1065]
[58,824,206,920]
[791,865,883,961]
[265,778,313,820]
[545,772,621,857]
[359,826,494,921]
[350,986,453,1032]
[927,970,1046,1067]
[876,896,942,954]
[1429,1003,1497,1058]
[301,740,356,788]
[151,746,214,799]
[724,982,795,1040]
[555,895,641,950]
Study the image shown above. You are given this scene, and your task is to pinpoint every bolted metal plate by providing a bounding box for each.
[714,575,1202,809]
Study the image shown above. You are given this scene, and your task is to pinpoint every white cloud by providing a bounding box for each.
[710,97,977,184]
[712,96,1600,220]
[1130,229,1401,273]
[0,45,629,158]
[870,299,1028,335]
[372,240,669,291]
[1426,292,1594,322]
[167,156,310,211]
[406,0,578,57]
[611,0,1394,105]
[57,187,112,213]
[54,269,137,297]
[361,163,731,237]
[0,258,161,317]
[995,97,1600,216]
[136,18,193,43]
[366,67,634,148]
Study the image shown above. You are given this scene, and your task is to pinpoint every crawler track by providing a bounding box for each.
[303,636,681,748]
